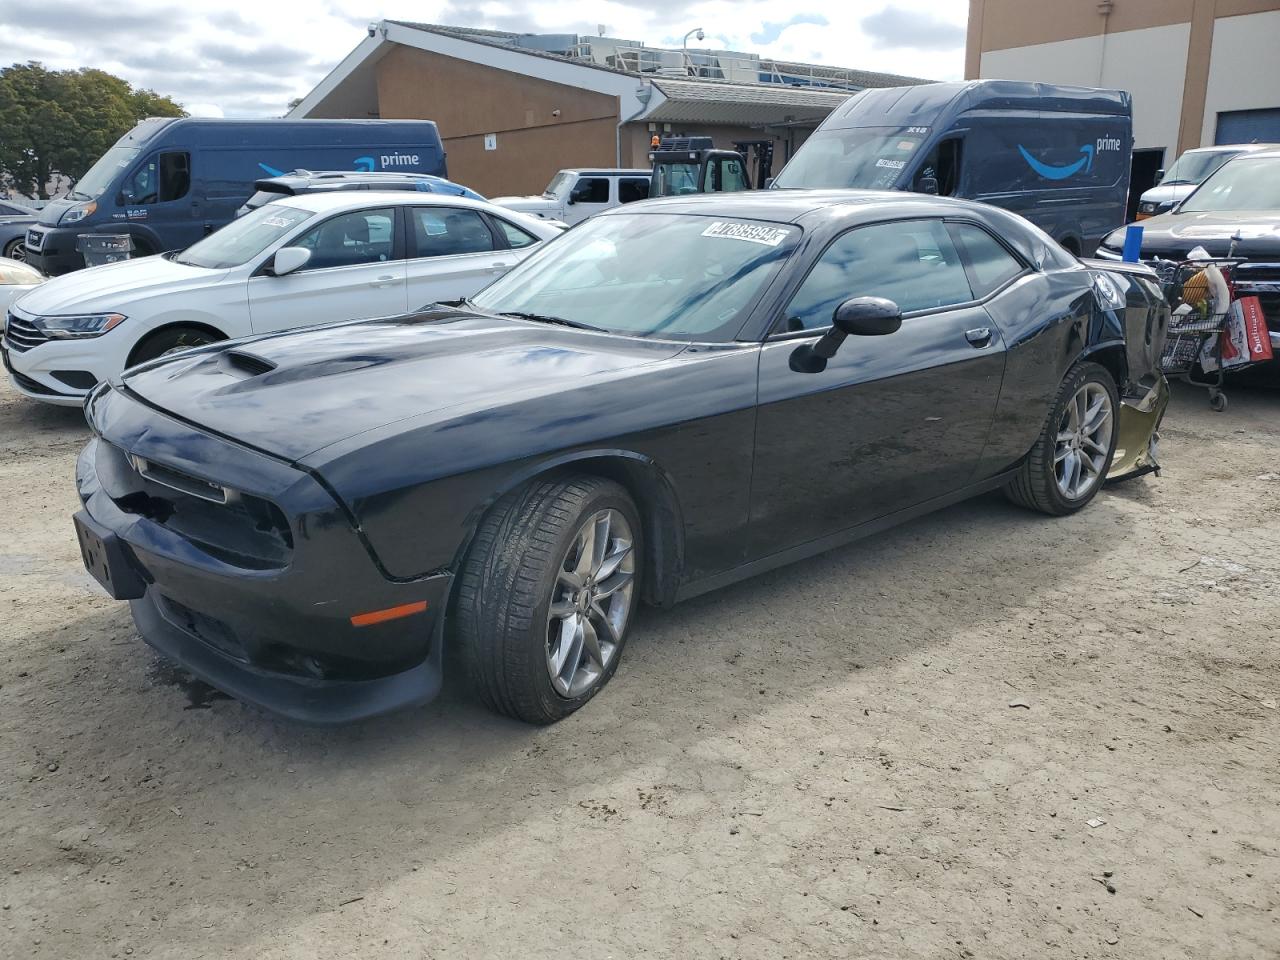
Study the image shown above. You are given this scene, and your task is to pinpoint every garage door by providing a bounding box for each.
[1215,108,1280,145]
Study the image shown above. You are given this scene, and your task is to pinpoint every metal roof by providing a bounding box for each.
[645,78,855,125]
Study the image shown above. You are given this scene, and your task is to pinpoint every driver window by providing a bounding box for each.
[706,157,750,192]
[571,178,610,204]
[914,139,962,196]
[781,219,973,331]
[124,152,191,204]
[292,208,396,269]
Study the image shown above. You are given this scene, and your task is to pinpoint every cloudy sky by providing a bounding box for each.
[1,0,969,117]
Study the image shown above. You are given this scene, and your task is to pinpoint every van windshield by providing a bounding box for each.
[172,205,312,269]
[69,146,141,200]
[773,127,931,190]
[1162,149,1238,186]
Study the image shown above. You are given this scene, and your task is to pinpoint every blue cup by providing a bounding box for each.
[1122,224,1143,262]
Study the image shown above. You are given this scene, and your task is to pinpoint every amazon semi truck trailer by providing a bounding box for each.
[772,80,1133,256]
[25,118,447,274]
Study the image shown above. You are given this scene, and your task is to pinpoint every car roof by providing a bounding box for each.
[600,189,998,225]
[1186,143,1280,155]
[558,169,651,177]
[274,191,507,215]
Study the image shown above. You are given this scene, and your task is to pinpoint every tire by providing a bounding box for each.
[455,474,642,725]
[3,238,26,263]
[127,326,223,366]
[1004,361,1119,516]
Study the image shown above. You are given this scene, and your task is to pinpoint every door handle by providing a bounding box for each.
[965,327,992,348]
[368,275,397,287]
[487,261,512,273]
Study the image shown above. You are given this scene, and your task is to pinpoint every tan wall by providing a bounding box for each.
[374,45,621,197]
[966,0,1280,74]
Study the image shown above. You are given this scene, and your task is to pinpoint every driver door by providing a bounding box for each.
[749,218,1006,557]
[247,206,407,334]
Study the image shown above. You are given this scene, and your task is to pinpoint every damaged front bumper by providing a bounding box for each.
[1108,376,1169,482]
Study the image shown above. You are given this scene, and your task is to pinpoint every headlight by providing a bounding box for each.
[1139,202,1157,215]
[30,312,126,339]
[60,201,98,224]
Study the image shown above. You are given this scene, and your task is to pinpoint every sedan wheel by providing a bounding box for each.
[1005,361,1119,516]
[1053,382,1113,500]
[546,509,635,699]
[457,475,642,724]
[3,239,26,263]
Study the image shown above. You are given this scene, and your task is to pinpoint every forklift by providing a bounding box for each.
[648,136,775,198]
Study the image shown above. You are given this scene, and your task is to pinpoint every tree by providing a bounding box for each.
[0,62,185,199]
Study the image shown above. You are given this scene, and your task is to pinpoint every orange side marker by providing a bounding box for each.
[350,601,428,627]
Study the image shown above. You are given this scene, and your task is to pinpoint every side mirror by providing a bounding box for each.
[790,297,902,373]
[1153,168,1164,184]
[269,246,311,276]
[917,176,940,196]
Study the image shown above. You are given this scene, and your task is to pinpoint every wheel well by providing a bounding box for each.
[557,457,684,608]
[126,321,228,367]
[1082,343,1127,393]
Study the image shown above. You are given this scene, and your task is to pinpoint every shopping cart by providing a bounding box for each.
[1150,257,1241,411]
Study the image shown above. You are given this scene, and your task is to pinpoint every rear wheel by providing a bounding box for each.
[3,238,26,263]
[1005,361,1118,515]
[127,326,223,366]
[455,475,641,724]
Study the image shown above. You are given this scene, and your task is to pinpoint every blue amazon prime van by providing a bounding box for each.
[773,80,1133,256]
[25,118,447,274]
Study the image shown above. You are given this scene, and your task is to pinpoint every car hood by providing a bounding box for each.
[118,310,688,462]
[1139,183,1196,205]
[1117,210,1280,258]
[13,255,225,314]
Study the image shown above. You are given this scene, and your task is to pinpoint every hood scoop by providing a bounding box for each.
[218,350,277,379]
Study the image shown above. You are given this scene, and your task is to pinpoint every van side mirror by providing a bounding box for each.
[917,176,939,196]
[789,297,902,373]
[1153,168,1164,184]
[268,246,311,276]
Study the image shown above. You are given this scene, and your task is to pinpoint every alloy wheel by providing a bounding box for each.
[1054,381,1113,500]
[545,508,636,699]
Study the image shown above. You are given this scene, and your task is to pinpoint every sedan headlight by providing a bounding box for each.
[60,201,98,224]
[30,312,127,339]
[1139,202,1158,215]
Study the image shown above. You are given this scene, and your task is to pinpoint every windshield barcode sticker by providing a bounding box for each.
[701,222,790,247]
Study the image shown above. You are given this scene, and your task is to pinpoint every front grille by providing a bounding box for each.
[3,312,49,353]
[25,229,42,251]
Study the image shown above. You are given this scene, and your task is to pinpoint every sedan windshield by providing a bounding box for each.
[471,213,800,341]
[1178,157,1280,213]
[772,126,930,190]
[172,204,313,269]
[1162,149,1238,185]
[71,146,140,199]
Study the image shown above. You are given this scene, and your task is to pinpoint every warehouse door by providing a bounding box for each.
[1215,108,1280,145]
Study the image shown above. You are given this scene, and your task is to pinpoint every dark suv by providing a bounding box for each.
[235,170,485,217]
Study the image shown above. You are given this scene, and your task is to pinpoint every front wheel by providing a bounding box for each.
[1005,361,1118,515]
[456,475,641,724]
[127,326,223,367]
[3,238,27,263]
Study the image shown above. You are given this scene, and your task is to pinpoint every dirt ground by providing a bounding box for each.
[0,375,1277,960]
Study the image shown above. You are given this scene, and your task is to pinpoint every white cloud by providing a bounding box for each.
[0,0,969,116]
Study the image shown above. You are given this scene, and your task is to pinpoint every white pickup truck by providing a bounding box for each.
[492,169,652,226]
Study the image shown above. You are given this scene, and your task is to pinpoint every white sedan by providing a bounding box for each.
[2,192,562,405]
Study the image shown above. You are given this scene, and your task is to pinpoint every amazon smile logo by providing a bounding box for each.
[1018,135,1122,180]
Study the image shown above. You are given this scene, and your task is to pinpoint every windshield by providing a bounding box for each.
[173,204,312,269]
[543,171,574,197]
[1162,149,1239,185]
[1178,157,1280,213]
[773,126,931,190]
[71,146,141,199]
[471,213,800,341]
[653,162,701,197]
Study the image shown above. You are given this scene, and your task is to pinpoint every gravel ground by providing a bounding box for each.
[0,376,1277,959]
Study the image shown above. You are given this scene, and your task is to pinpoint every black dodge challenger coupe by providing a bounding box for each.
[73,191,1170,724]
